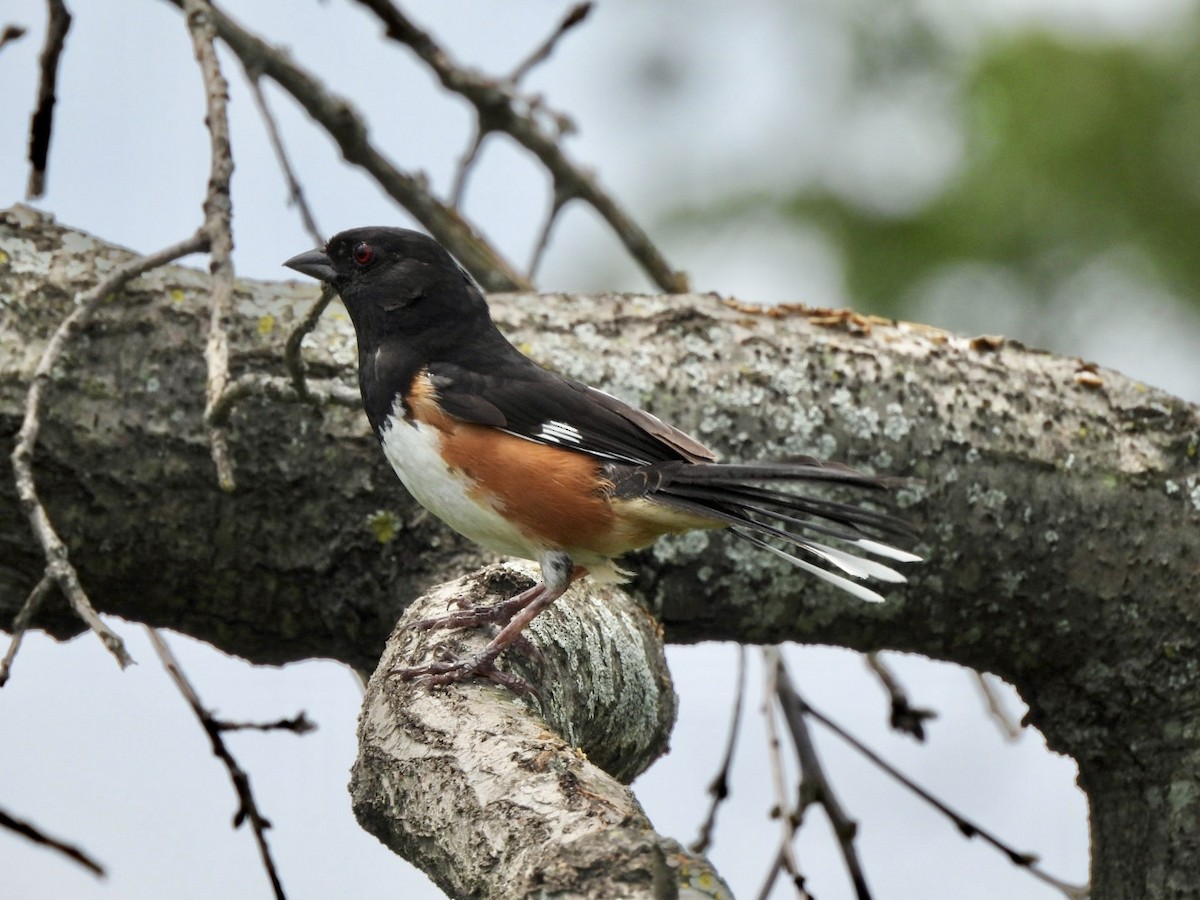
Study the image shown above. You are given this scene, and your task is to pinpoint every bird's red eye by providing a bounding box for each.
[352,242,374,266]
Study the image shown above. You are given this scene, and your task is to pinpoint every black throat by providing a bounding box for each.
[354,310,515,437]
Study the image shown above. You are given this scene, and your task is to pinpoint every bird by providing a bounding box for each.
[284,227,919,686]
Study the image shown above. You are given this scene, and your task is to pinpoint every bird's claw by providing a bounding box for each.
[408,596,527,633]
[394,655,533,694]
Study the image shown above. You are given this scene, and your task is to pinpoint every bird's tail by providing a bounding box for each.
[649,459,921,603]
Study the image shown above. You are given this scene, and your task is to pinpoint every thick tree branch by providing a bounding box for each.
[350,562,725,898]
[3,212,1197,671]
[3,213,1199,896]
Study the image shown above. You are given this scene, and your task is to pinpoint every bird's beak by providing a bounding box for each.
[283,248,336,282]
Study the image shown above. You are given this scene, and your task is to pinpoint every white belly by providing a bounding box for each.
[378,415,539,560]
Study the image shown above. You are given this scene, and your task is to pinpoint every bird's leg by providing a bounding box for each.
[396,552,584,689]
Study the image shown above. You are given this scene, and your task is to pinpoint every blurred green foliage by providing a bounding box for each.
[690,28,1200,318]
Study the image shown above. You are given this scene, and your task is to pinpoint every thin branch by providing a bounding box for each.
[186,0,345,487]
[0,23,27,52]
[865,651,937,741]
[25,0,71,199]
[768,648,873,900]
[0,805,104,877]
[755,651,811,900]
[284,284,338,400]
[352,0,689,293]
[244,71,324,247]
[206,371,358,425]
[527,185,571,281]
[243,60,335,417]
[509,2,592,84]
[690,645,747,854]
[184,0,238,491]
[449,124,487,210]
[147,628,289,900]
[11,229,208,671]
[449,0,590,217]
[216,713,317,735]
[756,845,813,900]
[788,676,1088,899]
[158,0,529,293]
[0,570,54,686]
[974,671,1023,741]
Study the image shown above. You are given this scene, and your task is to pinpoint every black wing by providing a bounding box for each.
[426,359,716,465]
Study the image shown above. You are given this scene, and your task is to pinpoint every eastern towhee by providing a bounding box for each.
[285,228,919,686]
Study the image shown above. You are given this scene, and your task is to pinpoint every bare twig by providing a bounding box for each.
[756,843,813,900]
[755,652,811,900]
[0,571,54,686]
[785,672,1088,899]
[158,0,528,293]
[0,23,27,52]
[527,185,571,280]
[11,229,208,671]
[244,49,337,399]
[205,371,358,425]
[865,651,937,741]
[353,0,689,293]
[509,2,592,84]
[244,72,323,247]
[25,0,71,199]
[284,284,338,400]
[0,805,104,877]
[449,126,487,210]
[216,713,317,735]
[768,648,873,900]
[147,628,289,900]
[449,0,586,213]
[690,645,747,854]
[183,0,238,491]
[974,671,1023,741]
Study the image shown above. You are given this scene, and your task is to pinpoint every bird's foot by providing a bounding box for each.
[397,572,570,692]
[393,651,532,693]
[407,593,530,632]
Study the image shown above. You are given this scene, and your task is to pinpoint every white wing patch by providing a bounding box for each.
[536,420,583,445]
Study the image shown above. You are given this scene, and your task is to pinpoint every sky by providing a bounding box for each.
[4,0,1195,897]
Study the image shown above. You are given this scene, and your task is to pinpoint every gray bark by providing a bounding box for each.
[350,562,727,899]
[3,207,1200,897]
